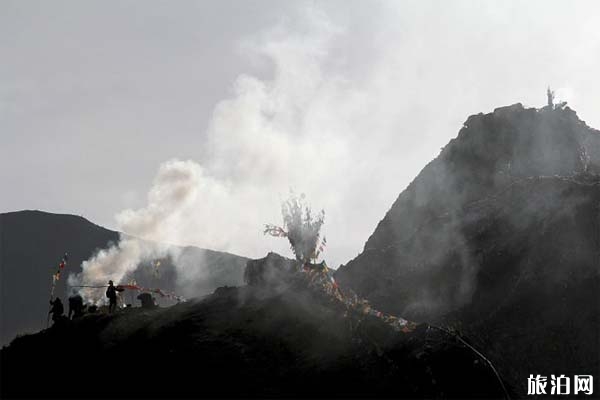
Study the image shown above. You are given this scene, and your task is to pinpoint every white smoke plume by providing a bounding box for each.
[69,5,455,301]
[70,2,600,303]
[68,160,211,302]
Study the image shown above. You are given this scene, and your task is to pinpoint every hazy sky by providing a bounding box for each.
[2,0,599,268]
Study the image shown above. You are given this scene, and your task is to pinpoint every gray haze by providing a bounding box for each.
[2,0,600,269]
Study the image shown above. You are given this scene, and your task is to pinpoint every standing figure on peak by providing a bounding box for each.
[547,87,555,108]
[106,280,118,314]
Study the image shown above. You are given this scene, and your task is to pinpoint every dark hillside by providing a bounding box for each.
[0,210,248,345]
[335,104,600,397]
[1,254,507,399]
[0,211,119,345]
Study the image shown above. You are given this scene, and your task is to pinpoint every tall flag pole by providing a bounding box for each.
[47,252,68,327]
[50,252,68,298]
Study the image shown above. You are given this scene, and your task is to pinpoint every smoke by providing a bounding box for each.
[68,238,167,303]
[181,5,430,266]
[71,5,408,301]
[68,160,211,302]
[70,2,600,305]
[115,160,205,241]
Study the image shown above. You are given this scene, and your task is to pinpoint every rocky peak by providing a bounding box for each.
[362,104,599,252]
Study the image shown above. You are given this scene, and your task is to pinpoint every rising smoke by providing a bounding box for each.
[68,160,209,302]
[69,2,600,305]
[70,6,406,301]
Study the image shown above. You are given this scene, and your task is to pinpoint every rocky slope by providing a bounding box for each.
[1,254,507,399]
[335,104,600,396]
[0,210,248,345]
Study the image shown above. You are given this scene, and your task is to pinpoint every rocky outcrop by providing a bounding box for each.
[335,104,600,396]
[243,251,298,288]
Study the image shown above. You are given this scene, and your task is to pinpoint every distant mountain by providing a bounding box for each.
[0,210,248,345]
[335,104,600,396]
[1,253,506,399]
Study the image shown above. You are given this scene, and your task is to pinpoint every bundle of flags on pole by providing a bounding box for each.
[314,236,327,260]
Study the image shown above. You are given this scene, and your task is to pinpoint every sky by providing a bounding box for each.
[2,0,600,268]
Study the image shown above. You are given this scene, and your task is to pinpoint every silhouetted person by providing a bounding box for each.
[49,297,64,325]
[137,292,157,309]
[106,280,117,314]
[68,289,84,319]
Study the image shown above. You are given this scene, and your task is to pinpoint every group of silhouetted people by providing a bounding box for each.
[48,290,86,325]
[48,280,158,327]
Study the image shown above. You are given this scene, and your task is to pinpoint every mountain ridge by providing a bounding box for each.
[360,103,599,254]
[334,103,600,397]
[0,210,248,345]
[1,252,508,399]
